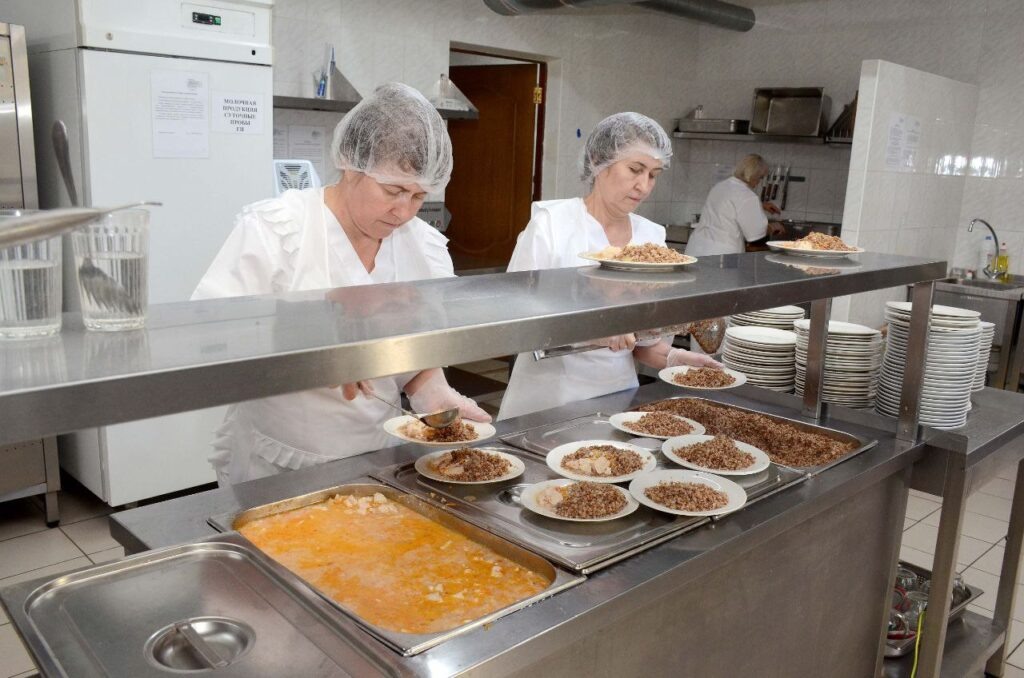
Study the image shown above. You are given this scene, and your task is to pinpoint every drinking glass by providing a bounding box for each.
[71,209,149,331]
[0,210,62,339]
[894,567,919,592]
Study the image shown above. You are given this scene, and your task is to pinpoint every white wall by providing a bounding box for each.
[838,60,977,328]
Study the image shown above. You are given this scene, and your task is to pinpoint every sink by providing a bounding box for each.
[937,276,1024,299]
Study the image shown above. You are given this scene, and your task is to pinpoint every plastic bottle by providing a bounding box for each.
[978,235,994,273]
[996,242,1010,275]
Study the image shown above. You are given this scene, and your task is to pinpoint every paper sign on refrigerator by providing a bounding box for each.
[151,70,209,158]
[212,92,264,134]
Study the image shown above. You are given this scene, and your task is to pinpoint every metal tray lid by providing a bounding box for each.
[1,536,383,678]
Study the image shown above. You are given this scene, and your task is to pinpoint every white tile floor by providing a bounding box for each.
[0,461,1021,676]
[0,477,125,677]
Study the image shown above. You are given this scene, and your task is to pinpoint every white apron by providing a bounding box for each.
[497,198,665,421]
[193,188,453,484]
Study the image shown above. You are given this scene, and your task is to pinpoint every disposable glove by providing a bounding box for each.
[666,348,724,370]
[592,334,637,352]
[340,381,374,400]
[407,372,492,423]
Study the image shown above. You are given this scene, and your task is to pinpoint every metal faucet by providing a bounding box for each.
[968,218,1000,278]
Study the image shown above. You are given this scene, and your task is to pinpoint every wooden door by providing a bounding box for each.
[446,64,541,269]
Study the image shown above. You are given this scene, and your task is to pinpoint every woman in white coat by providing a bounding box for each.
[685,154,784,256]
[498,113,722,421]
[194,83,490,485]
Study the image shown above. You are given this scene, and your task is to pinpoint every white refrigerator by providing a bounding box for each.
[7,0,274,504]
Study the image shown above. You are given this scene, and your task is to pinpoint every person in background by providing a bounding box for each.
[685,153,785,256]
[497,112,722,421]
[193,83,490,485]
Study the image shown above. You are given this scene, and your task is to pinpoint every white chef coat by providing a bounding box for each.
[497,198,666,421]
[193,187,454,485]
[685,176,768,256]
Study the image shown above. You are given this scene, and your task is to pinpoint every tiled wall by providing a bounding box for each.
[665,140,850,227]
[953,1,1024,275]
[271,0,701,200]
[838,60,978,328]
[688,0,1024,276]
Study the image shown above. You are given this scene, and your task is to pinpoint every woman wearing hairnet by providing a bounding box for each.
[497,112,721,421]
[194,83,490,485]
[685,153,785,256]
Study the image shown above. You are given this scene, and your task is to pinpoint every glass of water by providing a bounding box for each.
[71,209,149,331]
[0,210,63,339]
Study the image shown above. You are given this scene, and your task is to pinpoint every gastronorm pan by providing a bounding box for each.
[631,397,877,476]
[209,482,584,656]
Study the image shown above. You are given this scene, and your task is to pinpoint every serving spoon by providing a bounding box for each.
[367,392,460,429]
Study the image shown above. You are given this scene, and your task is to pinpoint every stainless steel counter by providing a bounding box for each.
[105,382,920,677]
[0,252,944,446]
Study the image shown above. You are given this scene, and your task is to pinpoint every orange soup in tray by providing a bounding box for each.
[238,492,550,635]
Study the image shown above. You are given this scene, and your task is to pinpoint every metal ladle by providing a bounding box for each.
[366,392,460,429]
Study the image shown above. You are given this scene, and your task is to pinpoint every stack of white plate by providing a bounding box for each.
[729,305,805,331]
[876,302,981,430]
[721,326,796,392]
[793,320,883,409]
[973,321,996,391]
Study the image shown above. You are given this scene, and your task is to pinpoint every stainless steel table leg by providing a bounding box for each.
[801,297,831,421]
[42,436,60,526]
[917,457,971,677]
[898,282,934,442]
[875,466,914,678]
[984,458,1024,676]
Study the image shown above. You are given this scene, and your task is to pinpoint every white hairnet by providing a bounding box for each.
[581,112,672,187]
[330,82,453,194]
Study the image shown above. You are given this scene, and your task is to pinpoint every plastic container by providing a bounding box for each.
[978,235,994,273]
[996,242,1010,275]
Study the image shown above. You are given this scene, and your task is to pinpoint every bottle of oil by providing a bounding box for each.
[995,242,1010,277]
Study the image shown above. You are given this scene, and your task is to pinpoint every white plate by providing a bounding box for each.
[608,412,705,440]
[793,319,881,336]
[414,448,526,484]
[520,479,639,522]
[766,241,865,258]
[661,434,771,476]
[578,251,697,272]
[886,301,981,319]
[382,415,497,447]
[629,470,747,517]
[546,440,657,483]
[659,365,747,390]
[725,326,797,346]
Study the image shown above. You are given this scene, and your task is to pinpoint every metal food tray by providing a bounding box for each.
[501,413,806,510]
[372,444,708,574]
[208,482,584,656]
[1,535,386,677]
[631,398,877,476]
[884,561,983,658]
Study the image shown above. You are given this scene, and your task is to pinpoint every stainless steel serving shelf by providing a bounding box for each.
[0,252,944,445]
